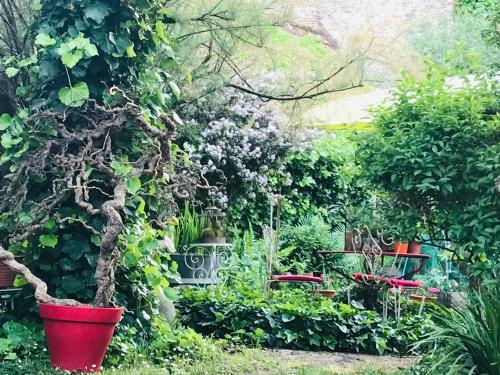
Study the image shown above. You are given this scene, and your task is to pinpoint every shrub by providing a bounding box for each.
[177,287,434,355]
[358,63,500,271]
[279,216,344,273]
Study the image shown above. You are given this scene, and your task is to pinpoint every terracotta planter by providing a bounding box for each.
[344,232,353,251]
[408,242,421,254]
[394,241,408,254]
[0,256,22,288]
[40,304,123,373]
[318,290,336,298]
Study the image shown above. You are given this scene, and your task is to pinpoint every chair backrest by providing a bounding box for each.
[351,225,395,279]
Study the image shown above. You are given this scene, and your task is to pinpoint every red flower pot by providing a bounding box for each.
[408,242,421,254]
[39,303,124,373]
[394,241,408,254]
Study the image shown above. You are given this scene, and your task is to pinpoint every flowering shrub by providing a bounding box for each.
[177,86,352,228]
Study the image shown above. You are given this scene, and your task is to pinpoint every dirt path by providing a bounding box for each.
[263,349,417,374]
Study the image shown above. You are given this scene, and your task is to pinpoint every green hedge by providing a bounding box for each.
[177,288,434,355]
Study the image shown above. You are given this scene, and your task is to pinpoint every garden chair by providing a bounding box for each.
[265,274,324,298]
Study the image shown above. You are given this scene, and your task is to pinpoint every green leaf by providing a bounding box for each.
[113,35,133,55]
[1,133,13,148]
[84,43,98,57]
[39,234,58,248]
[125,45,136,58]
[62,239,90,260]
[5,67,19,78]
[61,50,83,68]
[169,81,181,100]
[0,114,11,130]
[125,176,141,194]
[32,1,42,11]
[34,33,56,46]
[58,82,89,107]
[61,275,84,293]
[84,1,110,24]
[110,160,132,176]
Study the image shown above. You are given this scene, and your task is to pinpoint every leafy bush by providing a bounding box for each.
[414,282,500,375]
[177,288,434,355]
[279,216,344,273]
[358,63,500,270]
[274,137,355,227]
[0,321,44,361]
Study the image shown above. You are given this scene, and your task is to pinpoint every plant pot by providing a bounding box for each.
[0,256,22,288]
[171,253,225,284]
[318,290,336,298]
[199,236,227,244]
[394,241,408,254]
[344,232,353,251]
[408,242,421,254]
[39,304,123,373]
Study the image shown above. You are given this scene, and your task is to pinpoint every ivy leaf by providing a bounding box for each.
[125,176,141,194]
[39,234,58,248]
[125,45,136,58]
[83,1,110,24]
[58,82,89,107]
[5,67,19,78]
[84,43,98,57]
[63,239,90,260]
[110,160,132,176]
[61,50,83,68]
[61,275,84,293]
[34,33,56,46]
[38,59,59,81]
[113,35,133,55]
[0,114,11,130]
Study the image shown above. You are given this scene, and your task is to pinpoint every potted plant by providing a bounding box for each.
[408,241,421,254]
[318,274,336,298]
[199,207,227,244]
[0,0,183,371]
[170,206,230,284]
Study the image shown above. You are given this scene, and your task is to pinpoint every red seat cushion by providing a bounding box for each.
[428,287,441,293]
[390,279,424,288]
[273,275,323,283]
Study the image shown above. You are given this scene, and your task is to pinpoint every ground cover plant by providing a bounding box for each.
[177,287,434,355]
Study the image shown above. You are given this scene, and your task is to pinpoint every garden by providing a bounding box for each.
[0,0,499,374]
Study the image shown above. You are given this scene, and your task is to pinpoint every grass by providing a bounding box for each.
[1,349,406,375]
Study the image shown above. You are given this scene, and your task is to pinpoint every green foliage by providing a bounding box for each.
[414,281,500,375]
[279,216,344,273]
[177,288,435,355]
[274,137,354,227]
[0,321,45,361]
[170,203,208,249]
[407,8,500,71]
[358,63,500,268]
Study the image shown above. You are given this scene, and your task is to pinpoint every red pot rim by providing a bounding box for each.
[39,303,124,324]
